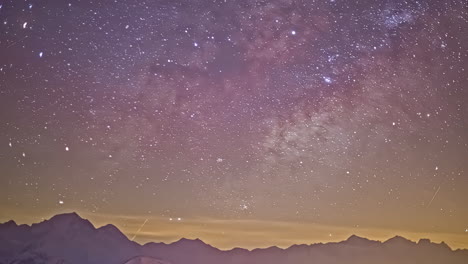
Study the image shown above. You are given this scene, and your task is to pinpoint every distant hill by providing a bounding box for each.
[1,212,467,264]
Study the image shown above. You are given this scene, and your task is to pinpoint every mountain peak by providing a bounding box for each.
[170,238,219,251]
[347,234,366,241]
[32,212,95,232]
[345,235,377,246]
[385,235,415,245]
[98,223,120,232]
[0,220,18,227]
[174,237,205,245]
[97,223,130,241]
[417,238,452,250]
[0,220,19,233]
[49,212,83,221]
[418,238,432,245]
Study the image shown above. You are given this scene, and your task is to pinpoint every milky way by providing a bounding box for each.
[1,0,468,249]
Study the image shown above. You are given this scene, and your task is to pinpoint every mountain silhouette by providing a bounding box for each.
[1,212,467,264]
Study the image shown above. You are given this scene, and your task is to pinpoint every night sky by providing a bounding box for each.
[1,0,468,250]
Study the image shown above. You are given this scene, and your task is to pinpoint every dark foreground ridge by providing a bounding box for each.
[1,212,467,264]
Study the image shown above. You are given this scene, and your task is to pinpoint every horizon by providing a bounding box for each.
[2,211,467,251]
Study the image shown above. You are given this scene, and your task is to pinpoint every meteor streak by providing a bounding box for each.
[427,186,441,208]
[131,219,149,241]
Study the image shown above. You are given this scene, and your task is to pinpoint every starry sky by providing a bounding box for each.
[1,0,468,250]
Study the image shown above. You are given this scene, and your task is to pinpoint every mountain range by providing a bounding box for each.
[0,212,467,264]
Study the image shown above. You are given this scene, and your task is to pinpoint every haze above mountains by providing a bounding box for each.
[0,213,467,264]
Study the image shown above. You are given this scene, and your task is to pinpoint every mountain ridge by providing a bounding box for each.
[1,212,466,251]
[1,212,468,264]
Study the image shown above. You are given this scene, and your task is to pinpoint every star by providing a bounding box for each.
[323,76,332,84]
